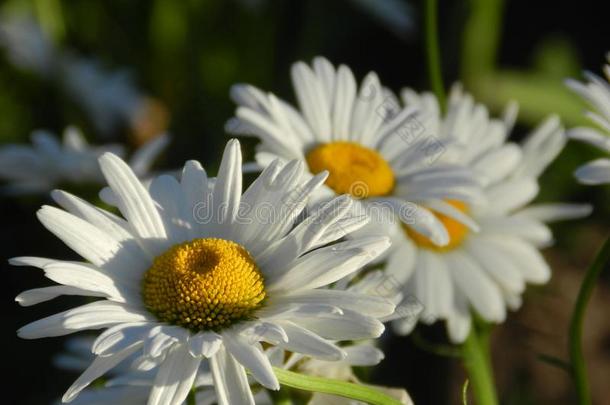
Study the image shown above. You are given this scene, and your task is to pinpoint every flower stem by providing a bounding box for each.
[272,367,404,405]
[424,0,446,109]
[461,322,498,405]
[569,235,610,405]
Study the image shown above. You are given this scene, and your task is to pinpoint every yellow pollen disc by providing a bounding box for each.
[306,141,395,198]
[405,200,469,252]
[142,238,266,332]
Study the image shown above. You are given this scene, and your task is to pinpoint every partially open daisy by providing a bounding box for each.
[14,139,394,404]
[54,336,250,405]
[0,127,169,195]
[227,56,483,247]
[387,86,591,342]
[566,53,610,185]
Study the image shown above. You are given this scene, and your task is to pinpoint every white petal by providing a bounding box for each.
[447,251,506,322]
[268,236,390,293]
[293,309,385,340]
[212,140,242,231]
[43,261,131,302]
[150,174,191,243]
[332,65,357,139]
[144,326,189,358]
[51,190,134,242]
[16,285,102,306]
[464,237,525,294]
[269,289,395,318]
[129,133,170,176]
[424,199,480,232]
[181,160,210,237]
[574,158,610,185]
[291,61,331,140]
[382,199,449,246]
[485,178,539,214]
[515,203,593,222]
[483,236,551,284]
[343,344,384,366]
[99,152,166,239]
[188,332,223,358]
[93,322,153,355]
[62,342,143,402]
[37,206,126,268]
[210,346,255,405]
[446,291,472,344]
[9,256,56,268]
[256,194,355,272]
[478,216,552,246]
[276,321,345,361]
[243,322,288,345]
[471,143,521,186]
[18,301,149,339]
[568,127,610,153]
[148,344,201,405]
[223,331,279,390]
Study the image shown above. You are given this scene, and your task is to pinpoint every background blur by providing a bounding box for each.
[2,0,609,404]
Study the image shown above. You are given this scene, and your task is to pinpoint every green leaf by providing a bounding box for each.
[536,353,571,373]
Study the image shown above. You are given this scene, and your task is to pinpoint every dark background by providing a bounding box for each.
[2,0,610,404]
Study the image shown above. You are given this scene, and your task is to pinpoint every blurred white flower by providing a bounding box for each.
[0,12,169,138]
[566,54,610,184]
[0,127,169,195]
[387,85,591,342]
[53,336,238,405]
[0,14,55,75]
[227,56,483,249]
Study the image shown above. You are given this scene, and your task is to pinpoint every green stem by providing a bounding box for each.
[569,235,610,405]
[461,323,498,405]
[460,0,505,81]
[272,367,403,405]
[423,0,446,109]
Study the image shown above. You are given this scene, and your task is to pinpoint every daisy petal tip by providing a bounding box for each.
[371,321,386,338]
[581,204,594,216]
[432,232,450,247]
[8,257,24,266]
[226,138,241,149]
[49,189,65,201]
[98,151,121,165]
[16,327,32,339]
[224,118,240,133]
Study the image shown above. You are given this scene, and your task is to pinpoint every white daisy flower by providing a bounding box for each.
[14,139,394,404]
[227,56,483,247]
[53,336,255,405]
[566,54,610,185]
[0,127,169,195]
[387,86,592,342]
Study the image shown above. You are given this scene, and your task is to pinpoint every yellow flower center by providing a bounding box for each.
[142,238,266,332]
[306,141,395,198]
[404,200,469,252]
